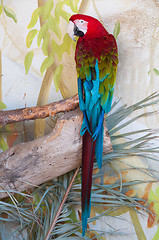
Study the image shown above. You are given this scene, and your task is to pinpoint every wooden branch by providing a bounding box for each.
[0,94,79,126]
[0,109,112,199]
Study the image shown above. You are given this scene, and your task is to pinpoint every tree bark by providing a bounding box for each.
[0,95,78,126]
[0,109,112,199]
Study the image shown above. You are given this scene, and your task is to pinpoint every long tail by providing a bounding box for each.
[81,130,96,236]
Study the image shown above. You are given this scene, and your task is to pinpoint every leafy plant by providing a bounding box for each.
[0,1,17,22]
[0,93,159,239]
[0,2,17,152]
[24,0,79,91]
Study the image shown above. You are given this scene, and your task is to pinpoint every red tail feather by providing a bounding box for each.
[81,130,96,236]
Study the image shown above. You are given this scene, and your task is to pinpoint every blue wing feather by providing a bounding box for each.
[78,59,112,162]
[78,59,115,236]
[95,123,104,169]
[77,77,85,111]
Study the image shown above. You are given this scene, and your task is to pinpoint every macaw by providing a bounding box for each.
[68,14,118,236]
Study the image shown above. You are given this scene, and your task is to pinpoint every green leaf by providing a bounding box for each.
[55,1,65,24]
[42,0,54,22]
[69,0,79,13]
[113,21,120,40]
[153,227,159,240]
[42,33,50,56]
[148,68,159,76]
[0,136,8,151]
[40,55,54,75]
[51,39,62,60]
[4,6,17,23]
[27,7,41,29]
[69,208,78,223]
[62,34,73,54]
[64,0,70,6]
[153,68,159,76]
[0,4,3,15]
[47,15,54,32]
[53,64,63,91]
[51,39,59,53]
[60,10,71,22]
[0,101,6,110]
[26,29,38,48]
[24,51,34,74]
[37,23,48,47]
[51,34,72,61]
[48,16,62,40]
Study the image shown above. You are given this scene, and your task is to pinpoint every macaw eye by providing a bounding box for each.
[80,20,84,23]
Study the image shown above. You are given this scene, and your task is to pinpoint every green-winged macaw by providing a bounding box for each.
[68,14,118,236]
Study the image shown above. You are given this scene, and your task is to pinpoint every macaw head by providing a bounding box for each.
[68,14,106,41]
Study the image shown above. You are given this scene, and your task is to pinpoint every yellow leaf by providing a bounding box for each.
[42,33,49,56]
[0,101,6,110]
[40,55,54,75]
[37,23,48,47]
[47,15,54,31]
[113,21,120,40]
[61,10,71,22]
[0,136,8,151]
[27,7,41,29]
[62,33,72,55]
[4,6,17,23]
[155,186,159,198]
[149,189,159,216]
[55,1,65,24]
[69,0,79,13]
[48,16,62,40]
[129,209,147,240]
[26,29,38,48]
[0,5,2,15]
[53,64,63,91]
[64,0,70,6]
[42,0,54,22]
[51,34,73,61]
[152,227,159,240]
[149,189,158,202]
[24,51,34,74]
[52,18,62,40]
[51,39,59,54]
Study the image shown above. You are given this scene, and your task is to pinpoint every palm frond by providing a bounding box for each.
[0,93,159,239]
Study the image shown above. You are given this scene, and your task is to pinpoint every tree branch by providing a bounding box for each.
[0,94,79,126]
[0,109,112,199]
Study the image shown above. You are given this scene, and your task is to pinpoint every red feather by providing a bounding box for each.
[82,130,96,236]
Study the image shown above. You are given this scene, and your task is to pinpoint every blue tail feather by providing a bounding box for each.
[95,124,104,169]
[79,59,115,236]
[82,203,91,236]
[92,110,104,140]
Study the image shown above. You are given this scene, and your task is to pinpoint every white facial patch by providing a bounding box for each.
[74,19,88,35]
[67,21,75,41]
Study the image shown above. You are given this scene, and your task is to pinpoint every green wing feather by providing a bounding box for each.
[76,34,118,114]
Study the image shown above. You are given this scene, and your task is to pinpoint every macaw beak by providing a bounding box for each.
[67,21,76,41]
[68,21,85,41]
